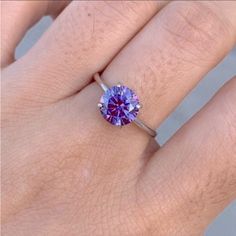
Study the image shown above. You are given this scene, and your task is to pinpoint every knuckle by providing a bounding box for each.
[162,2,231,61]
[101,1,154,26]
[135,176,193,235]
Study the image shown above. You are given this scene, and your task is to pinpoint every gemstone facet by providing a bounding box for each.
[99,85,140,126]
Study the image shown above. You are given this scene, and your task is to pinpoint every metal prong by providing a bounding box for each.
[97,103,103,108]
[137,104,142,109]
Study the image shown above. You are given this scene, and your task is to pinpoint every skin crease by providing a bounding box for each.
[1,1,236,236]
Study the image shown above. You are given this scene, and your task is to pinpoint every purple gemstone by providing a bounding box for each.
[99,85,140,126]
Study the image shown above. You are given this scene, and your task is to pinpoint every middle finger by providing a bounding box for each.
[5,1,166,102]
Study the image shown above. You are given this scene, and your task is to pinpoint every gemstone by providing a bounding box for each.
[99,85,140,126]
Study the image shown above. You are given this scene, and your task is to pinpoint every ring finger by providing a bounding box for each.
[75,1,236,160]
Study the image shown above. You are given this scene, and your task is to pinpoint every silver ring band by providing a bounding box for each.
[94,73,157,138]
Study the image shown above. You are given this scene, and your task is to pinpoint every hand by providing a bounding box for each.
[2,1,236,235]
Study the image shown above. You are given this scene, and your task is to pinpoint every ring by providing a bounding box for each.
[94,73,157,137]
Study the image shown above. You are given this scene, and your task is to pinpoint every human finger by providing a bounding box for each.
[1,0,69,67]
[138,76,236,235]
[80,1,236,155]
[3,1,167,101]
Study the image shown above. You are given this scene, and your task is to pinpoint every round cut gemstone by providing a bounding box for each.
[99,85,140,126]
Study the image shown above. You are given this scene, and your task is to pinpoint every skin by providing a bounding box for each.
[1,1,236,235]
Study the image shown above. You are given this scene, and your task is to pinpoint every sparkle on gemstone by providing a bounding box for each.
[99,85,140,126]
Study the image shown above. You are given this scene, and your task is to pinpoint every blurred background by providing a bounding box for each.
[16,16,236,236]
